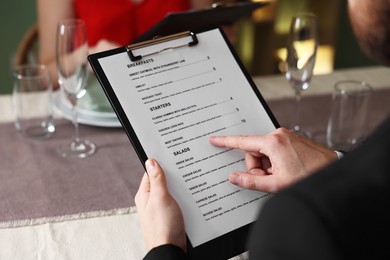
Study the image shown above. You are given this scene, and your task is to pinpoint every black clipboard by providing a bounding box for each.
[133,1,270,43]
[88,27,279,260]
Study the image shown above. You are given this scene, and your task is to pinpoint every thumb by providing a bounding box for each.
[145,159,168,195]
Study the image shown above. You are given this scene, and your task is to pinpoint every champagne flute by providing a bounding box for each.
[285,13,318,137]
[56,19,96,158]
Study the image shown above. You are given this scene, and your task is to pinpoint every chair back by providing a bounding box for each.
[14,23,39,67]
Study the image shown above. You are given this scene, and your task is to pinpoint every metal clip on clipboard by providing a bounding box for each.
[126,31,198,62]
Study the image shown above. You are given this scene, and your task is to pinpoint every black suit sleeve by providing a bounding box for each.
[249,194,342,260]
[248,117,390,260]
[144,244,189,260]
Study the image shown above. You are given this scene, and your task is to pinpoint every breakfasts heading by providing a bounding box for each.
[127,58,154,68]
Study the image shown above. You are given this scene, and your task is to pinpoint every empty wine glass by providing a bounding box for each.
[286,13,318,137]
[56,19,96,158]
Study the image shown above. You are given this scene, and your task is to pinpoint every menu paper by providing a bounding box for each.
[97,29,276,247]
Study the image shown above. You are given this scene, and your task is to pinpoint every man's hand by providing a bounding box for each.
[135,159,186,252]
[210,128,337,193]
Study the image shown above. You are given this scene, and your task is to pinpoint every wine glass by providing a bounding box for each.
[56,19,96,158]
[285,13,318,137]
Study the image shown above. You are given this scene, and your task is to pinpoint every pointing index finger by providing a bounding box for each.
[209,135,263,152]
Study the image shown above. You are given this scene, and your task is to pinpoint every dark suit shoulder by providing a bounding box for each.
[249,117,390,259]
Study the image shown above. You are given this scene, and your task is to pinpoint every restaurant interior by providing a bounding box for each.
[1,0,388,259]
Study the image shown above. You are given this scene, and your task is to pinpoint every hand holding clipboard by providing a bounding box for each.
[88,26,278,259]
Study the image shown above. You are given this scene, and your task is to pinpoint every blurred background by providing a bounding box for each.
[0,0,379,95]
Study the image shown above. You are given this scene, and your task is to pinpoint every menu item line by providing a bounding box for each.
[144,80,220,105]
[174,69,215,83]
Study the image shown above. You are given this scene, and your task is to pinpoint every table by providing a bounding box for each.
[1,66,389,260]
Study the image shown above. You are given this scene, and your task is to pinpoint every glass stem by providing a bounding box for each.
[293,90,302,131]
[71,101,80,144]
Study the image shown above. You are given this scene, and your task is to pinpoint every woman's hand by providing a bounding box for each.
[89,39,120,54]
[135,159,186,252]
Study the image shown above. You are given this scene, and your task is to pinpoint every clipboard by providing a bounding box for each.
[132,1,270,43]
[88,27,279,260]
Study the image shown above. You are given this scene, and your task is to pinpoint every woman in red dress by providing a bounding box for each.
[37,0,214,88]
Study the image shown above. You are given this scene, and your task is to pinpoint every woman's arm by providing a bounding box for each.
[37,0,75,89]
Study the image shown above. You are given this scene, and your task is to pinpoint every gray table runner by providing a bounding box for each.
[1,89,389,226]
[0,121,143,226]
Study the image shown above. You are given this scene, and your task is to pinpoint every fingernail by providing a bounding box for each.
[145,159,156,175]
[229,173,241,185]
[209,136,220,143]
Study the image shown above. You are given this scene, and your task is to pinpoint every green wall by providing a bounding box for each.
[0,0,36,95]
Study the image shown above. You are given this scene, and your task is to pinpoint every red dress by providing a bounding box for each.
[74,0,190,46]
